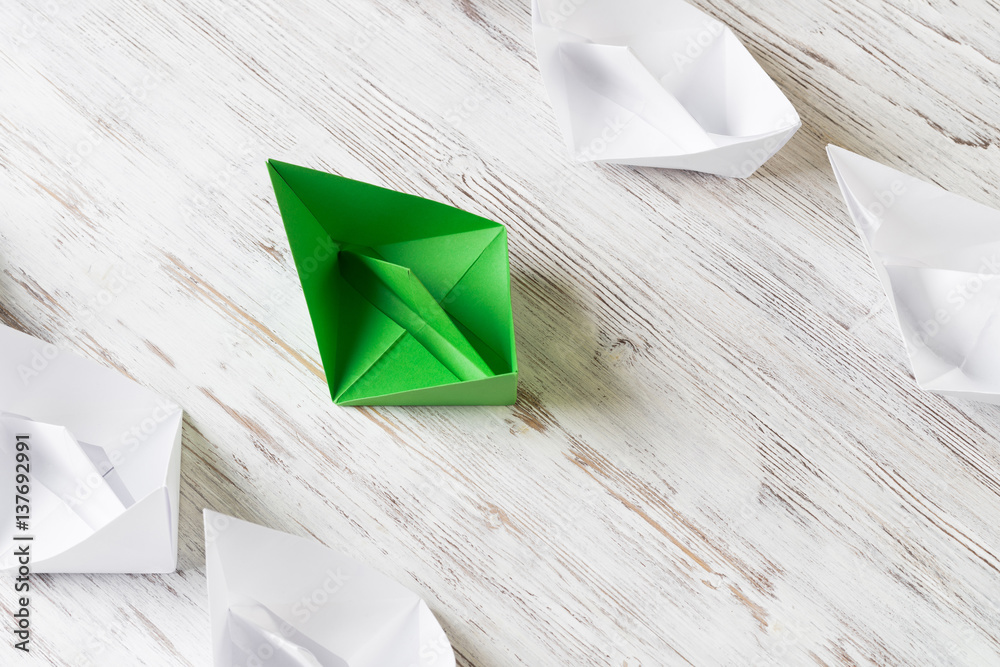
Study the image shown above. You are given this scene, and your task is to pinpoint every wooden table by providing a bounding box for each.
[2,0,999,664]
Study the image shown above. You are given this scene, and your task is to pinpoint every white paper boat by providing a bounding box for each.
[828,145,1000,404]
[532,0,801,177]
[205,511,456,667]
[0,324,182,573]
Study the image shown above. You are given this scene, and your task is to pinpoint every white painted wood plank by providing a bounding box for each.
[1,0,999,665]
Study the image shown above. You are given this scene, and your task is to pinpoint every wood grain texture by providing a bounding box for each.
[2,0,1000,664]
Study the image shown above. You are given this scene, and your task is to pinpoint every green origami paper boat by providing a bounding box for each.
[267,160,518,406]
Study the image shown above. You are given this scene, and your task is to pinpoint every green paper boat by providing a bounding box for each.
[267,160,518,406]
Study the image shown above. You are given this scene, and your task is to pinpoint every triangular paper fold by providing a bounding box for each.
[532,0,800,177]
[828,145,1000,404]
[267,160,518,406]
[204,511,456,667]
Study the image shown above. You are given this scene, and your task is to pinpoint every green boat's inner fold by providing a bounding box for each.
[338,248,493,382]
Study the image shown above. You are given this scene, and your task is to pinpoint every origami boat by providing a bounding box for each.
[205,511,456,667]
[268,160,518,406]
[532,0,801,177]
[829,145,1000,404]
[0,324,182,573]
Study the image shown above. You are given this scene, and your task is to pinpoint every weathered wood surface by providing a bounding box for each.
[2,0,1000,664]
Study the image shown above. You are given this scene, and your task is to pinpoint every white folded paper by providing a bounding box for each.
[828,145,1000,404]
[532,0,801,177]
[205,511,456,667]
[0,324,182,573]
